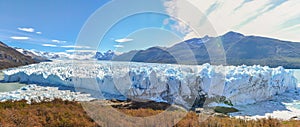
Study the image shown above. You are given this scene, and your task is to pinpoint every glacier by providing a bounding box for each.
[2,61,297,108]
[0,84,95,104]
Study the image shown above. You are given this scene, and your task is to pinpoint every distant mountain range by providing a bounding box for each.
[95,50,116,60]
[9,31,300,69]
[15,49,97,61]
[15,48,51,62]
[0,41,37,70]
[113,31,300,69]
[15,48,121,61]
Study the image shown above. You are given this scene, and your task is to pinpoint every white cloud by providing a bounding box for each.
[52,40,67,43]
[113,45,124,48]
[65,49,96,53]
[114,51,123,55]
[42,44,57,47]
[61,45,91,49]
[163,0,216,40]
[36,32,42,34]
[115,38,133,43]
[18,27,35,33]
[163,0,300,42]
[10,36,30,40]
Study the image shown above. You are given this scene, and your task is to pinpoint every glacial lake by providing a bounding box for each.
[0,72,26,92]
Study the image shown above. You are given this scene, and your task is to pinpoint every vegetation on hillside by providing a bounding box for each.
[0,99,98,127]
[0,99,299,127]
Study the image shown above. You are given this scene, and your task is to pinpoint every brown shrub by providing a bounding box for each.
[0,99,99,127]
[0,100,299,127]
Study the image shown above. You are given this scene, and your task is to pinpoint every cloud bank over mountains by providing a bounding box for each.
[164,0,300,42]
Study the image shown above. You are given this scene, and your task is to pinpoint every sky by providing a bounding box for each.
[0,0,299,53]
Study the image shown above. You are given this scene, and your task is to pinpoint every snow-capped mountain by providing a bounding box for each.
[15,48,50,62]
[15,48,117,61]
[95,50,117,60]
[15,48,66,60]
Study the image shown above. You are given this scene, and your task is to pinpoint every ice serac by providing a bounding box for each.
[2,61,297,107]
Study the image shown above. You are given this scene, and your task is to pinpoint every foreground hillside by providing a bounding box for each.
[0,41,37,70]
[0,99,299,127]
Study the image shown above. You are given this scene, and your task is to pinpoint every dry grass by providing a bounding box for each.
[0,99,299,127]
[0,99,99,127]
[175,112,300,127]
[113,109,300,127]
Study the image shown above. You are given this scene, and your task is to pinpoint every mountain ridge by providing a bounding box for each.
[113,31,300,68]
[15,48,51,62]
[13,31,300,68]
[0,41,37,70]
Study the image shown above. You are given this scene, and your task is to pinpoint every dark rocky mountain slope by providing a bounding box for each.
[0,41,37,70]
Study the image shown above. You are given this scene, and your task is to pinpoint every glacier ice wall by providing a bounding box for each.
[2,61,297,107]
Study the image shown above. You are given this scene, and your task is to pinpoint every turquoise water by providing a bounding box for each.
[0,72,26,92]
[293,101,300,109]
[0,83,25,92]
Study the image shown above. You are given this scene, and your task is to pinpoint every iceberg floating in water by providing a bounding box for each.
[2,61,297,107]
